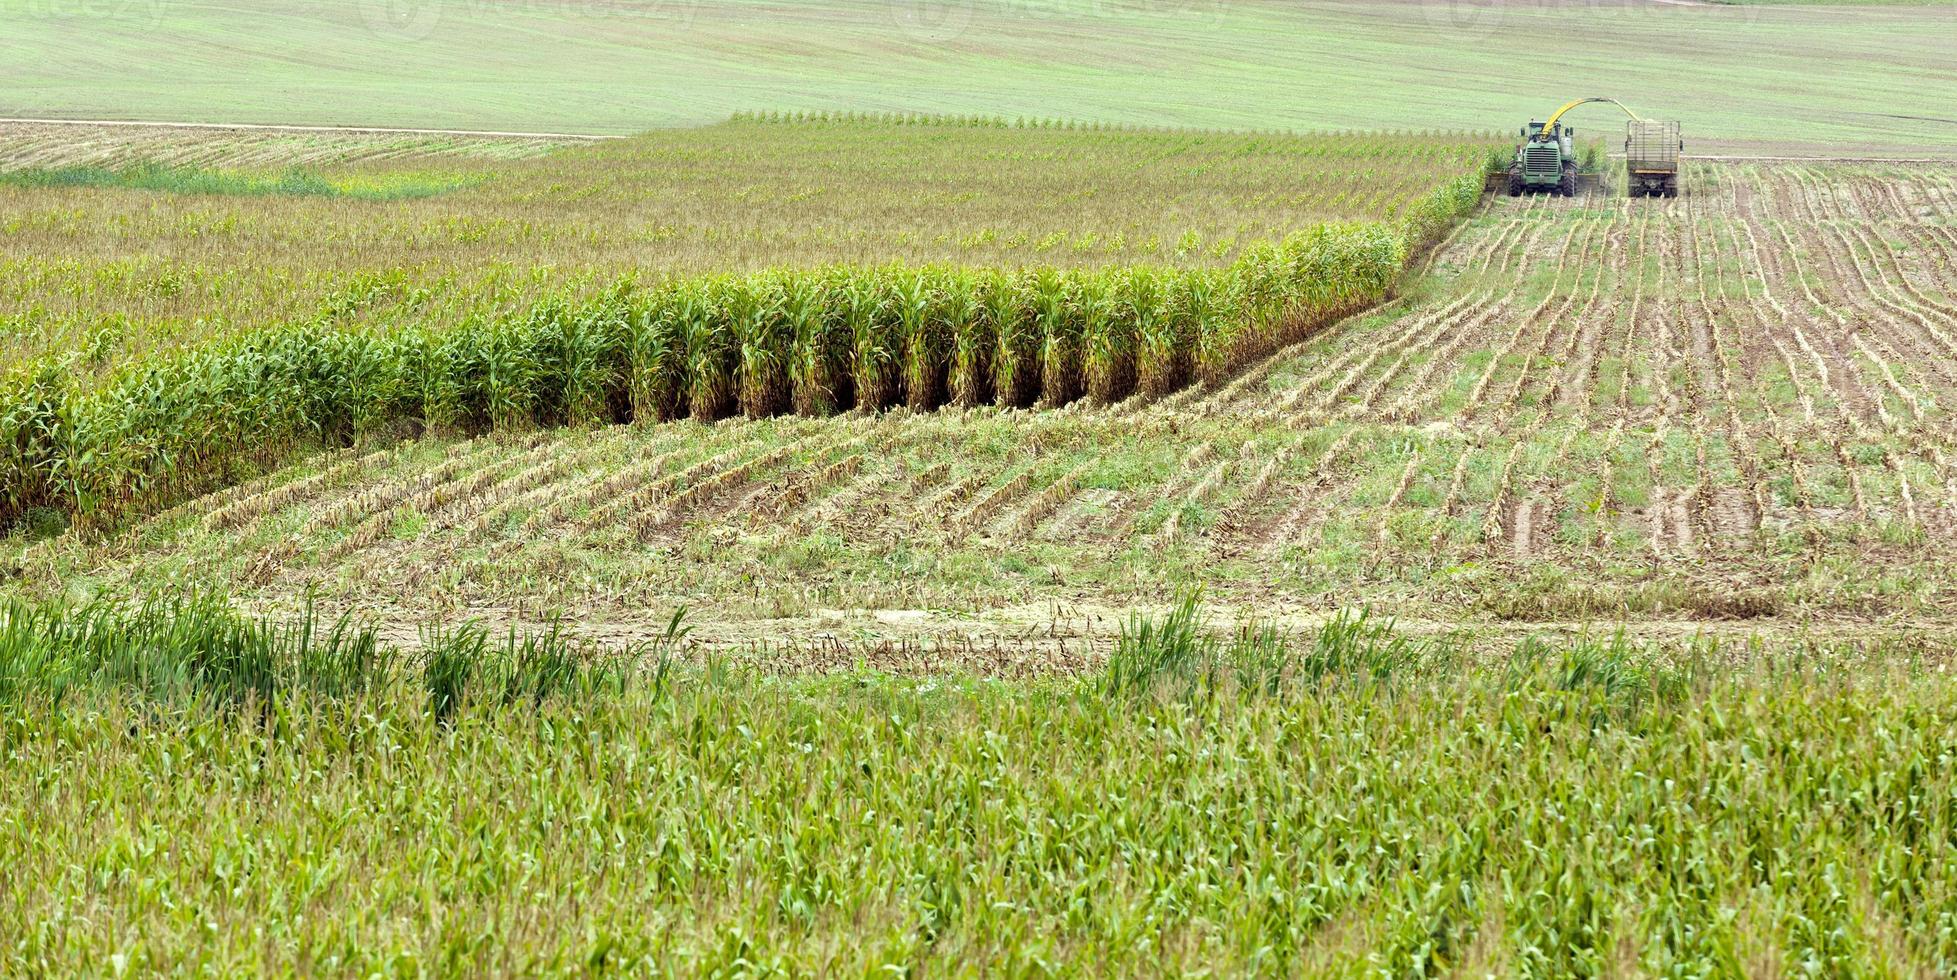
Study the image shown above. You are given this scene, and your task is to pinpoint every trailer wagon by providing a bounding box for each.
[1626,121,1683,198]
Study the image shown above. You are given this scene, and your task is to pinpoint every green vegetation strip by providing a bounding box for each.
[0,162,479,200]
[0,172,1482,531]
[1,595,1953,972]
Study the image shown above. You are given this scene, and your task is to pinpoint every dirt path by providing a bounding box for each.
[255,594,1957,675]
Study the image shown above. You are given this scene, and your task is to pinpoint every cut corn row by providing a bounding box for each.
[311,439,547,565]
[450,428,644,542]
[1012,458,1098,536]
[945,466,1039,541]
[203,449,384,533]
[299,443,492,538]
[187,447,356,530]
[633,443,807,539]
[1155,448,1244,545]
[578,447,747,536]
[1210,442,1297,540]
[763,454,866,523]
[1260,429,1358,558]
[1480,443,1525,549]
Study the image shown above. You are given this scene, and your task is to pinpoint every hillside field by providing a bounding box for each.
[2,0,1955,154]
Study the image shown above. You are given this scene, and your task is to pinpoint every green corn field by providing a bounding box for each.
[2,595,1953,974]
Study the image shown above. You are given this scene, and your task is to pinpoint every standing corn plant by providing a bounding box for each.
[1035,269,1082,408]
[898,268,953,412]
[431,325,492,432]
[484,318,544,431]
[736,274,792,418]
[849,273,901,411]
[947,269,993,409]
[987,271,1041,409]
[1082,270,1135,404]
[1136,269,1193,398]
[319,333,383,441]
[1,368,70,526]
[685,280,739,422]
[1194,269,1249,386]
[788,272,847,416]
[537,296,626,428]
[627,287,687,424]
[1225,240,1291,375]
[398,327,461,436]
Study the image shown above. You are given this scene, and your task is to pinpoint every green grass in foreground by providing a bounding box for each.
[2,595,1954,973]
[0,162,479,199]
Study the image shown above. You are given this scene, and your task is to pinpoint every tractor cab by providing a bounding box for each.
[1522,120,1575,155]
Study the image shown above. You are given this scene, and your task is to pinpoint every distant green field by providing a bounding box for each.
[1718,0,1947,4]
[1,0,1952,152]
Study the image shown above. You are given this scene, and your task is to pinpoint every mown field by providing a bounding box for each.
[4,0,1954,155]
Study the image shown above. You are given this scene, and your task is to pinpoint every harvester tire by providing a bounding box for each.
[1560,164,1577,198]
[1507,164,1523,197]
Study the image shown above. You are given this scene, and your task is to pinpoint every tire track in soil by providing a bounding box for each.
[1093,440,1220,544]
[1460,220,1590,423]
[1701,219,1774,538]
[1383,218,1547,422]
[1634,209,1686,559]
[1253,428,1358,559]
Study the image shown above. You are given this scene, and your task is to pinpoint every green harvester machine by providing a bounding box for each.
[1509,116,1580,197]
[1508,98,1682,199]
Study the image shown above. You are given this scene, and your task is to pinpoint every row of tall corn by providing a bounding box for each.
[0,173,1481,530]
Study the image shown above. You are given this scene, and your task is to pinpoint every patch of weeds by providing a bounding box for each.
[773,531,844,573]
[390,512,428,540]
[1849,442,1887,466]
[10,507,68,542]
